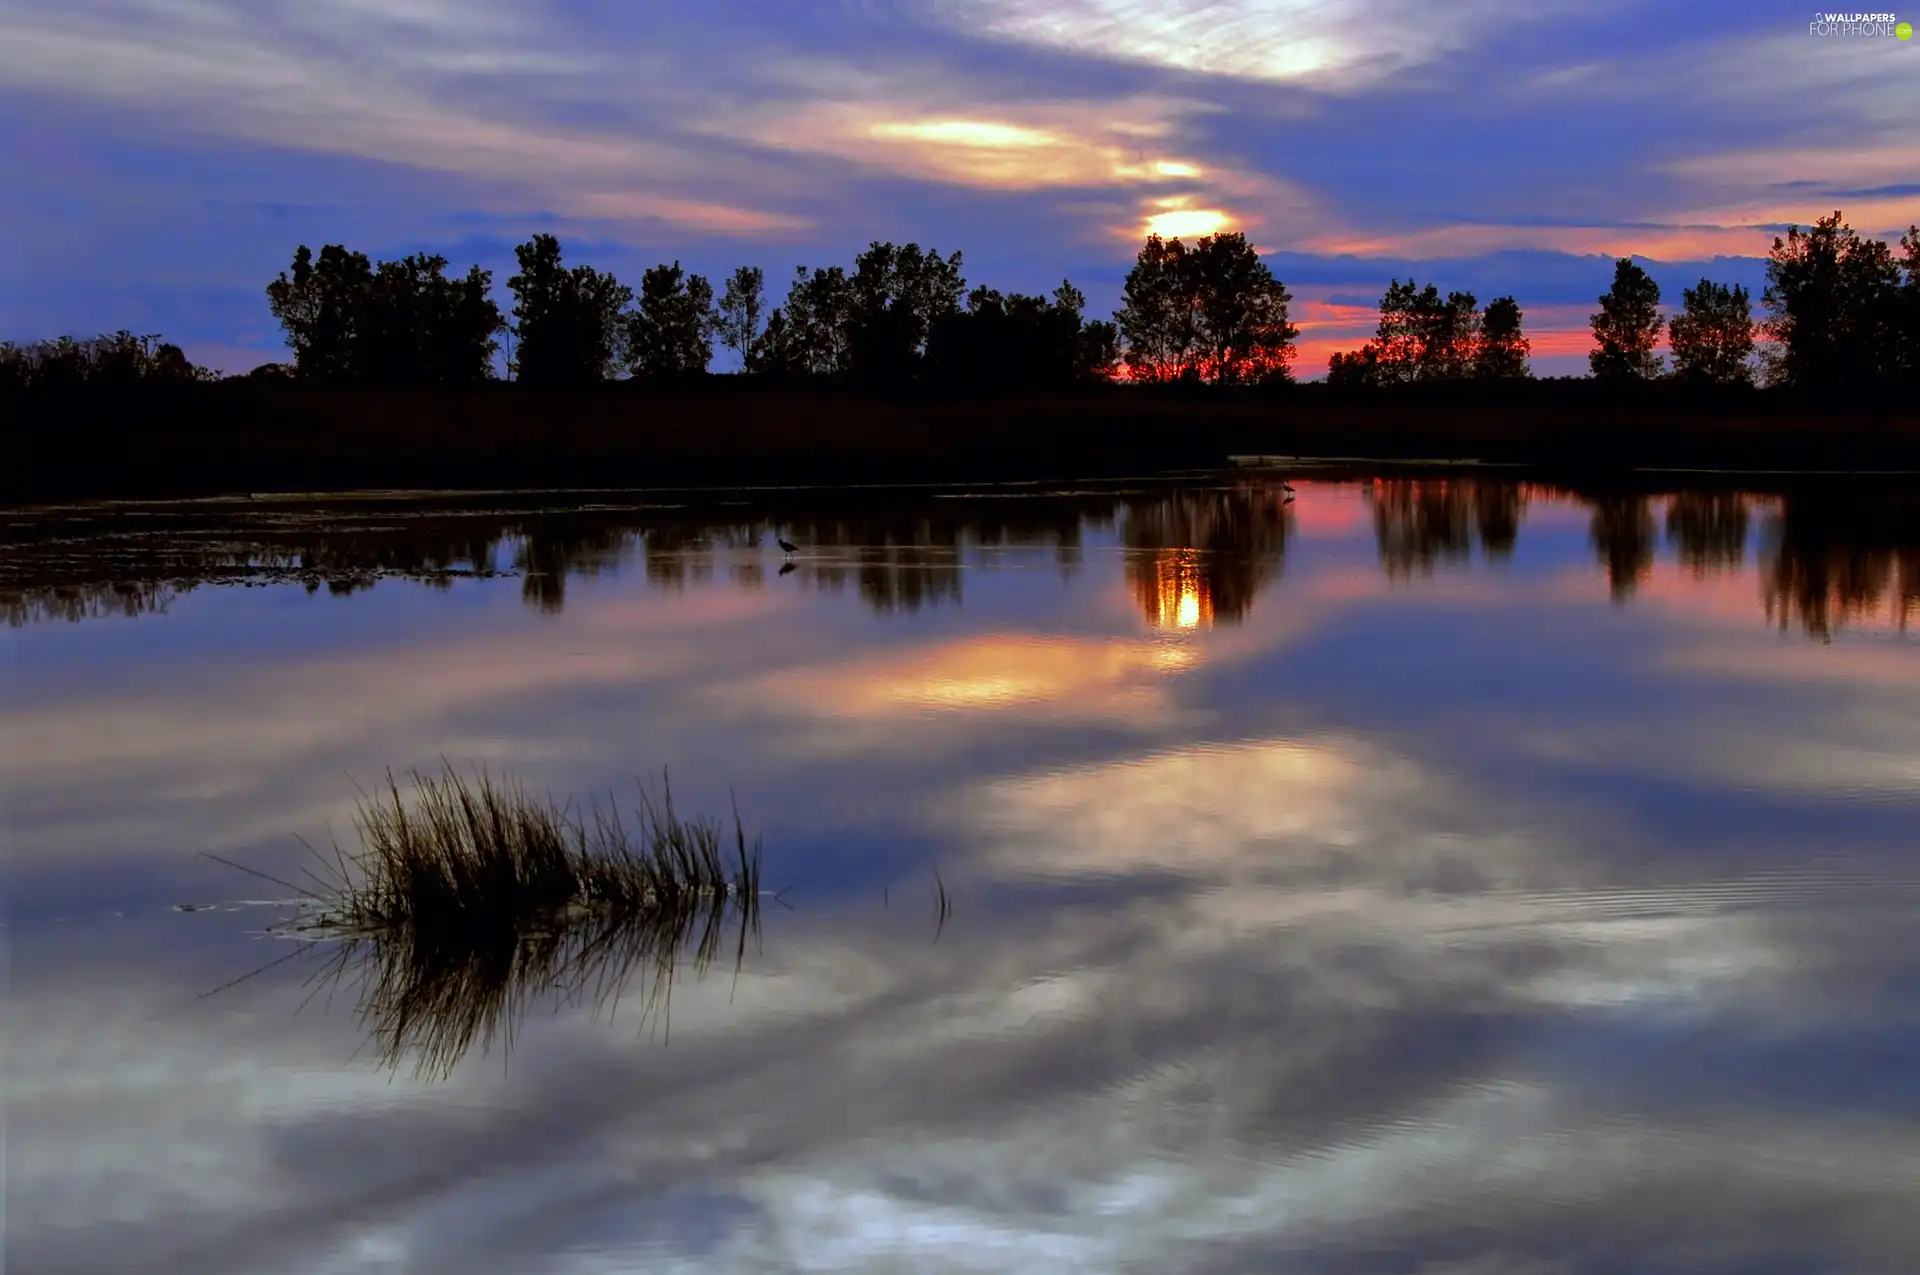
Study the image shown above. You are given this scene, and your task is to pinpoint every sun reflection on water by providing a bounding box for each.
[1139,548,1215,630]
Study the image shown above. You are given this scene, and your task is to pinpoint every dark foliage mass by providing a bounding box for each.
[266,244,503,386]
[1116,231,1297,384]
[1328,281,1528,386]
[1762,212,1920,387]
[0,330,209,391]
[507,234,630,388]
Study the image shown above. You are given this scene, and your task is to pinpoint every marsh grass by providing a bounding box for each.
[261,765,762,1079]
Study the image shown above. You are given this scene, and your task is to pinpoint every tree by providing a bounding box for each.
[1762,211,1903,387]
[846,242,966,384]
[1590,258,1665,381]
[1339,280,1481,384]
[747,307,798,377]
[1326,345,1381,387]
[1418,288,1479,380]
[1076,319,1121,382]
[1668,279,1755,385]
[1189,231,1297,384]
[268,245,501,386]
[1116,234,1200,382]
[267,244,375,382]
[771,265,854,376]
[626,261,715,381]
[508,234,631,388]
[1116,232,1296,383]
[1902,227,1920,382]
[0,331,209,390]
[927,280,1087,393]
[355,254,501,387]
[716,266,766,371]
[1474,296,1530,379]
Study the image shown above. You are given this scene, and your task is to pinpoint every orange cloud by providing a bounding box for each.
[747,100,1213,193]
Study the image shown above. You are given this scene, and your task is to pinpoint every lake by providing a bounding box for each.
[8,469,1920,1274]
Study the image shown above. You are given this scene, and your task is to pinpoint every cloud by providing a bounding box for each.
[939,0,1578,90]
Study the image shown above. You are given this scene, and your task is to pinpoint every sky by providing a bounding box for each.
[2,0,1917,376]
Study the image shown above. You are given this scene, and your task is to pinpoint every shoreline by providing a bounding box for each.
[7,382,1919,501]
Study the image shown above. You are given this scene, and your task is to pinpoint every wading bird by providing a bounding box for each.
[776,536,798,556]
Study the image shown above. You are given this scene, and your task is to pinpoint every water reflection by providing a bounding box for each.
[1369,478,1529,577]
[6,476,1920,640]
[13,471,1920,1275]
[1123,483,1291,627]
[1591,495,1659,601]
[1763,491,1920,641]
[1667,492,1752,575]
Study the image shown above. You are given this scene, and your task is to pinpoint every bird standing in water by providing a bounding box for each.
[776,535,798,556]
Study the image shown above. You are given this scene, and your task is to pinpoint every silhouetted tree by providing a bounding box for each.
[1902,227,1920,382]
[846,242,966,384]
[1326,344,1381,387]
[1590,259,1665,381]
[1190,231,1297,384]
[0,332,207,391]
[1761,211,1903,387]
[1116,233,1294,383]
[746,307,797,377]
[1337,280,1480,384]
[1668,279,1754,385]
[927,281,1085,392]
[716,266,766,371]
[267,244,374,382]
[363,255,502,387]
[759,265,853,377]
[1076,318,1122,382]
[1475,296,1531,378]
[507,234,631,388]
[1116,234,1200,382]
[267,246,501,386]
[626,262,715,381]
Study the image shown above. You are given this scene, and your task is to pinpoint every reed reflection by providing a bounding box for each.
[1123,482,1292,628]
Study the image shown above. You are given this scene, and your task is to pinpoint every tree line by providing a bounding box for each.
[1586,213,1920,387]
[3,210,1914,393]
[0,330,211,393]
[250,229,1300,391]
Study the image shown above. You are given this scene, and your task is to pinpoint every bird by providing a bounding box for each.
[1280,482,1296,493]
[776,536,798,556]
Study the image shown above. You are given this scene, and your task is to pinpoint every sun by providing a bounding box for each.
[1145,208,1232,239]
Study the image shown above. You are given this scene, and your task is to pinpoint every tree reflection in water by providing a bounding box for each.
[6,478,1919,641]
[1123,481,1292,629]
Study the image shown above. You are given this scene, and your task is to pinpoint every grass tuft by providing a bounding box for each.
[285,764,761,1078]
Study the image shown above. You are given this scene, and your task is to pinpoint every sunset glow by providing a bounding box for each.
[1144,208,1232,239]
[4,0,1910,375]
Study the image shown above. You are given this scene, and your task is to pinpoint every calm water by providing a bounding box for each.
[8,471,1920,1274]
